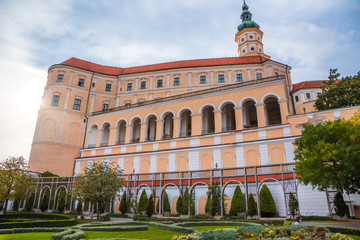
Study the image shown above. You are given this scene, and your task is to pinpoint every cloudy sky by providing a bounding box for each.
[0,0,359,161]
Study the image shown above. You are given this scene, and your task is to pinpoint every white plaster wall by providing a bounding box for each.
[297,184,329,216]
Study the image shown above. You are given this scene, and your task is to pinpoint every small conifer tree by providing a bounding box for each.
[182,188,190,214]
[229,186,242,216]
[12,196,20,211]
[289,193,299,219]
[146,194,154,217]
[163,191,170,212]
[57,191,66,213]
[76,199,82,214]
[247,193,257,217]
[334,192,347,220]
[259,184,277,217]
[40,190,50,213]
[119,191,128,214]
[25,193,35,211]
[156,198,159,213]
[176,195,184,215]
[138,190,148,212]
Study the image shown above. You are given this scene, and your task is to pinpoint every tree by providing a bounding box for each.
[259,184,277,217]
[57,190,66,213]
[119,191,128,214]
[288,193,299,219]
[176,195,184,215]
[12,196,20,211]
[76,199,83,214]
[182,188,190,215]
[25,192,35,211]
[138,190,148,212]
[315,69,360,111]
[146,194,154,217]
[334,192,347,220]
[205,182,222,216]
[74,161,124,220]
[40,190,50,212]
[0,156,35,214]
[229,185,245,216]
[295,112,360,194]
[163,191,170,213]
[247,194,257,218]
[40,171,59,177]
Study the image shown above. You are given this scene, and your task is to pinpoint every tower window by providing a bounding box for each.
[256,72,263,80]
[102,104,109,111]
[140,81,146,89]
[259,48,262,53]
[249,35,254,39]
[250,47,255,51]
[218,74,225,83]
[78,78,85,87]
[174,77,180,86]
[73,99,81,110]
[57,74,64,82]
[236,73,243,82]
[257,36,260,41]
[127,83,133,91]
[105,83,112,92]
[200,75,206,84]
[51,95,59,107]
[242,49,246,54]
[241,37,245,42]
[92,82,95,87]
[157,79,163,87]
[295,96,299,102]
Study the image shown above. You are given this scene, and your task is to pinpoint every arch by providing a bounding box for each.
[176,156,188,172]
[162,112,174,139]
[201,105,215,134]
[157,158,168,172]
[39,118,56,142]
[53,186,67,210]
[179,109,192,137]
[88,124,98,148]
[100,122,110,147]
[177,107,193,117]
[199,103,216,114]
[221,102,236,131]
[260,93,281,104]
[66,122,81,146]
[100,121,112,130]
[146,115,157,141]
[200,154,213,171]
[222,180,246,195]
[116,120,126,145]
[257,178,283,193]
[245,149,260,174]
[136,184,153,199]
[160,110,176,121]
[144,113,159,123]
[269,147,286,165]
[115,118,128,127]
[190,181,208,194]
[242,99,258,128]
[160,184,181,215]
[264,97,281,125]
[239,96,258,106]
[218,100,237,111]
[257,179,287,217]
[129,116,143,125]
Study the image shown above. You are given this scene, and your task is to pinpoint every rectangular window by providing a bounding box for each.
[157,79,163,87]
[140,81,146,89]
[249,35,254,39]
[295,96,299,102]
[174,77,180,86]
[256,72,263,80]
[105,83,112,92]
[218,75,225,83]
[102,104,109,111]
[200,75,206,84]
[125,103,130,108]
[57,74,64,82]
[127,83,133,91]
[78,78,85,87]
[250,47,255,51]
[236,73,243,82]
[51,95,59,107]
[92,82,95,87]
[306,93,311,100]
[275,72,279,76]
[317,92,321,97]
[73,99,81,110]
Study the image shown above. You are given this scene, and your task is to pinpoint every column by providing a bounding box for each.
[155,120,163,140]
[214,110,222,133]
[140,122,146,142]
[255,103,266,127]
[279,99,288,124]
[125,124,132,144]
[234,106,243,130]
[109,127,117,145]
[191,113,202,135]
[96,129,103,147]
[173,117,180,138]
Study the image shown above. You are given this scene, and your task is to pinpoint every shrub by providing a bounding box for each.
[119,191,128,214]
[163,191,170,212]
[76,200,82,214]
[327,226,360,236]
[229,186,242,216]
[24,193,35,212]
[288,193,299,218]
[237,225,264,234]
[138,190,148,212]
[77,225,148,232]
[146,194,154,217]
[247,193,257,217]
[12,197,20,211]
[259,184,277,217]
[147,222,194,234]
[182,188,190,215]
[51,229,84,240]
[205,182,222,216]
[197,229,236,240]
[334,192,347,219]
[176,195,184,215]
[0,227,64,234]
[40,191,50,213]
[57,194,66,214]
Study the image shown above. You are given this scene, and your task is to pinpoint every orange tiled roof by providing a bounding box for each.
[292,80,342,92]
[60,56,267,76]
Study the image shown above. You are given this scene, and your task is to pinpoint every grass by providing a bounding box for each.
[0,232,54,240]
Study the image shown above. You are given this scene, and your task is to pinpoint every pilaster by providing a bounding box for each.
[234,106,243,130]
[155,120,163,141]
[191,113,202,136]
[214,110,222,133]
[255,103,266,127]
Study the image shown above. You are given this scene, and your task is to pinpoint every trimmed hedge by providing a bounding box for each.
[0,212,72,220]
[147,222,194,234]
[174,221,260,228]
[0,227,63,234]
[51,229,85,240]
[327,226,360,236]
[80,226,148,232]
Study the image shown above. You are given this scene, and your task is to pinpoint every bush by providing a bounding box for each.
[229,186,245,216]
[119,191,128,214]
[259,184,277,217]
[147,222,194,234]
[24,193,35,212]
[175,221,260,228]
[182,188,190,215]
[327,226,360,236]
[334,192,347,219]
[237,225,264,234]
[51,229,84,240]
[146,194,154,217]
[197,229,236,240]
[138,190,148,212]
[77,225,148,232]
[176,195,184,215]
[205,182,222,216]
[247,193,257,217]
[76,200,82,214]
[163,191,170,212]
[0,227,63,234]
[12,197,21,211]
[57,194,66,214]
[40,191,50,213]
[288,193,299,218]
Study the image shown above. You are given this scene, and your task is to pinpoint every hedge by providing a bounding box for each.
[79,226,148,232]
[147,222,194,234]
[174,221,260,228]
[0,227,64,234]
[327,226,360,236]
[0,212,73,220]
[51,229,85,240]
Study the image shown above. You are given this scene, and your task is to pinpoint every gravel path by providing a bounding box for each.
[110,217,133,222]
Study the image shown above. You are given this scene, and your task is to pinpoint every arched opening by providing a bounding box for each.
[221,103,236,131]
[179,110,192,137]
[243,100,258,128]
[88,125,98,148]
[131,118,141,143]
[162,112,174,139]
[264,97,281,125]
[146,115,157,141]
[202,106,215,134]
[100,123,110,147]
[116,121,126,145]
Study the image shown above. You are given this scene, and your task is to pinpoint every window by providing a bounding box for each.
[92,82,95,87]
[51,95,59,107]
[140,81,146,89]
[275,72,279,76]
[127,83,133,91]
[218,74,225,83]
[317,92,321,97]
[236,73,243,82]
[241,37,245,42]
[105,84,112,92]
[250,47,255,51]
[259,48,262,53]
[200,76,206,84]
[242,49,246,54]
[78,78,85,87]
[57,74,64,82]
[257,36,260,41]
[295,96,299,102]
[73,99,81,110]
[125,103,130,108]
[256,72,263,80]
[174,77,180,86]
[157,79,163,87]
[249,35,254,39]
[306,93,311,100]
[102,104,109,111]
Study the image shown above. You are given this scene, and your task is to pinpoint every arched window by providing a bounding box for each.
[264,97,281,125]
[202,106,215,134]
[100,123,110,147]
[162,113,174,139]
[116,121,126,144]
[88,125,98,148]
[131,118,141,143]
[146,115,157,141]
[242,100,258,128]
[179,110,192,137]
[221,103,236,131]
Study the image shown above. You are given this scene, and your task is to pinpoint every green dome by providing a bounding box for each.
[237,1,260,32]
[237,21,260,32]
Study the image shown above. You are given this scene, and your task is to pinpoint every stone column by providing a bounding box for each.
[214,110,222,133]
[255,103,266,127]
[191,113,202,135]
[156,120,163,140]
[109,127,117,145]
[125,124,132,144]
[140,122,147,142]
[173,117,180,138]
[234,106,243,130]
[96,129,103,147]
[279,99,288,124]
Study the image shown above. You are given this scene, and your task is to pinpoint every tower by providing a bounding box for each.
[235,1,270,59]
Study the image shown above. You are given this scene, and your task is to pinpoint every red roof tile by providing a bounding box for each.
[292,80,341,92]
[60,56,267,76]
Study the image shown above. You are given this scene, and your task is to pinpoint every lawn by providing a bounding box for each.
[0,232,54,240]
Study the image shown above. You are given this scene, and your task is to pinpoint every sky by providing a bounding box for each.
[0,0,359,161]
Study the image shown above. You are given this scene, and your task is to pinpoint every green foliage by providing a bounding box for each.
[247,193,257,217]
[39,171,59,177]
[327,226,360,236]
[40,190,50,213]
[190,191,195,216]
[163,191,170,212]
[57,190,66,214]
[176,195,184,215]
[229,186,246,216]
[182,188,190,214]
[205,182,222,216]
[334,192,347,219]
[294,113,360,194]
[51,229,84,240]
[259,184,277,217]
[197,229,236,240]
[156,198,159,213]
[77,225,148,232]
[76,199,82,214]
[119,191,128,214]
[138,190,148,212]
[146,194,155,217]
[237,225,264,234]
[288,193,299,218]
[12,196,20,211]
[315,69,360,111]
